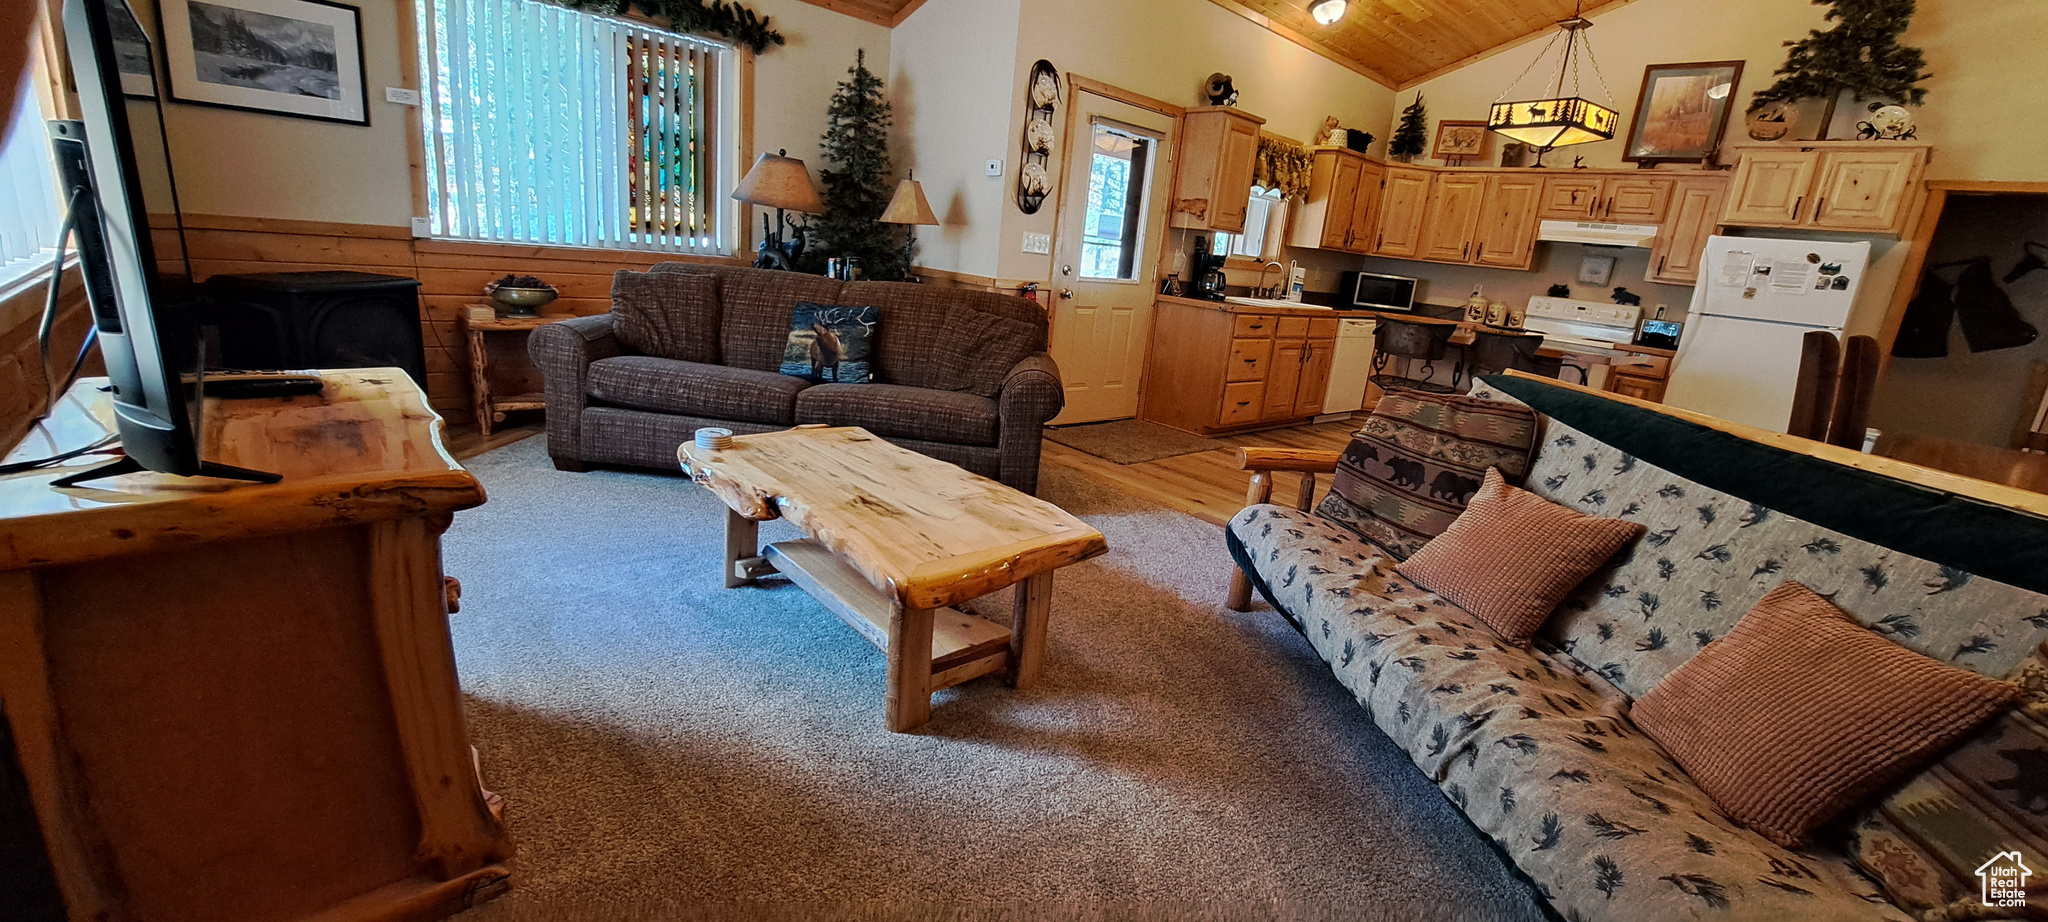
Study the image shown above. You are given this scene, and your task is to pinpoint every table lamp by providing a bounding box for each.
[880,172,939,279]
[732,150,825,270]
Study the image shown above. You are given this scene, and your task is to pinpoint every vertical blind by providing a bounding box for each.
[0,82,62,288]
[416,0,727,253]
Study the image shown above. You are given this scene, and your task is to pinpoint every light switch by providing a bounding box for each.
[1021,233,1051,255]
[385,86,422,105]
[986,159,1005,177]
[410,217,431,237]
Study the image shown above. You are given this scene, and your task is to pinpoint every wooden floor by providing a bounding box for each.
[446,416,1359,526]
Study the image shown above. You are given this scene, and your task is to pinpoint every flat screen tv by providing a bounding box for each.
[50,0,274,486]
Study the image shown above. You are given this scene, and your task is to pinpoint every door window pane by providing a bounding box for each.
[1079,123,1152,280]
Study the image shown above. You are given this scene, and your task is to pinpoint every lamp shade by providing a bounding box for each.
[1487,96,1619,149]
[879,179,939,226]
[732,152,824,214]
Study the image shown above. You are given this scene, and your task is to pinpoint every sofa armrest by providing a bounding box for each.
[996,352,1063,495]
[528,314,623,465]
[1226,446,1343,611]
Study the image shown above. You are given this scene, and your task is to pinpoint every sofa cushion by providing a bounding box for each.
[1397,468,1645,644]
[611,269,720,363]
[1226,504,1913,922]
[1843,642,2048,918]
[778,303,877,384]
[1315,390,1538,561]
[650,263,850,373]
[1632,581,2018,848]
[587,355,806,425]
[794,383,999,446]
[842,281,1046,396]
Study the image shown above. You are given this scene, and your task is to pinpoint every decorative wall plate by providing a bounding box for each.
[1018,59,1059,215]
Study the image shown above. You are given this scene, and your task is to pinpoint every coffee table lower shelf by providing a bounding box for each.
[764,540,1015,692]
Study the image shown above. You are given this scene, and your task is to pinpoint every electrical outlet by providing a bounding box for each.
[410,217,431,237]
[385,86,422,105]
[985,159,1004,178]
[1021,233,1051,255]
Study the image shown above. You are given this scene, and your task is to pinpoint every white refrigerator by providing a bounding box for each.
[1663,236,1875,432]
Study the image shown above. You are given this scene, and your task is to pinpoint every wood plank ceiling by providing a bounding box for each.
[792,0,928,29]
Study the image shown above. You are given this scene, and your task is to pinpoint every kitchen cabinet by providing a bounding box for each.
[1472,174,1543,269]
[1605,351,1673,403]
[1288,148,1383,254]
[1538,176,1673,223]
[1170,106,1266,233]
[1140,299,1339,434]
[1720,143,1927,234]
[1648,175,1728,285]
[1371,166,1434,258]
[1418,173,1489,263]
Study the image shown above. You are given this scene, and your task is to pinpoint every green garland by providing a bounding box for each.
[551,0,785,53]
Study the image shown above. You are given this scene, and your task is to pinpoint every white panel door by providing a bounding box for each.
[1664,314,1834,433]
[1048,91,1176,425]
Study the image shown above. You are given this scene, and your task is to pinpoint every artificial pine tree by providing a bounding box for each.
[1748,0,1929,140]
[807,50,905,280]
[1389,95,1428,161]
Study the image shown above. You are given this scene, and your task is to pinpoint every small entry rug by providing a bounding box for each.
[1044,419,1228,464]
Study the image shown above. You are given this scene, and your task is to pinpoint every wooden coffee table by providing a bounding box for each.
[678,427,1108,732]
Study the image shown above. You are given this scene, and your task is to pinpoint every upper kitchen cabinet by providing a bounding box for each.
[1538,175,1673,223]
[1287,148,1383,254]
[1720,143,1928,234]
[1648,174,1729,285]
[1418,173,1490,263]
[1471,174,1543,269]
[1169,106,1266,233]
[1372,166,1434,259]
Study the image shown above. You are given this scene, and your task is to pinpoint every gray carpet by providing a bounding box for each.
[444,436,1546,920]
[1042,419,1229,464]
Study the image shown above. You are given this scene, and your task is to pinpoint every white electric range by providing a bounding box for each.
[1521,297,1643,355]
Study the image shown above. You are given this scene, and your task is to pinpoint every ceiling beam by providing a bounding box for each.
[1203,0,1399,90]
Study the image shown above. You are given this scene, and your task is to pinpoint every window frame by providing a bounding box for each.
[406,0,748,257]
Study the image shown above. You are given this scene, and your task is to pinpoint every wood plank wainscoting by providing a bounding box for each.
[149,213,750,414]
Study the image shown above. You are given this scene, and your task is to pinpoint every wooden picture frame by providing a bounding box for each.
[1432,120,1491,163]
[155,0,369,125]
[1623,60,1744,164]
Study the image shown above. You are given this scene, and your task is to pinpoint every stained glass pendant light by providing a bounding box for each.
[1487,5,1620,156]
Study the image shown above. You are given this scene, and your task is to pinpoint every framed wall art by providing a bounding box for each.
[156,0,368,125]
[1622,60,1743,164]
[1431,120,1491,163]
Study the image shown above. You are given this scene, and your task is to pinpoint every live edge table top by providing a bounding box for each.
[677,427,1108,612]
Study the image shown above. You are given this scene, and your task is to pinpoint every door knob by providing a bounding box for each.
[1059,288,1075,299]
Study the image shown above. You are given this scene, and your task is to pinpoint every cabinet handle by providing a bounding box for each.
[1793,195,1805,218]
[1815,197,1827,217]
[1244,358,1257,364]
[1236,400,1252,407]
[1376,234,1384,250]
[1462,242,1471,259]
[1658,255,1668,274]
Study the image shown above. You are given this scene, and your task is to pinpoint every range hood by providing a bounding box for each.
[1537,219,1659,248]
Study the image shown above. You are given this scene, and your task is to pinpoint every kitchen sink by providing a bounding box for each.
[1224,296,1330,310]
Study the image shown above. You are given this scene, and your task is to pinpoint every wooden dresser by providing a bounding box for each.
[0,370,510,922]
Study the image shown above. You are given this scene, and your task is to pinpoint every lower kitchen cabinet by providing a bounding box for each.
[1140,299,1340,434]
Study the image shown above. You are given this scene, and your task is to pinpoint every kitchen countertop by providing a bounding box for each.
[1157,294,1610,359]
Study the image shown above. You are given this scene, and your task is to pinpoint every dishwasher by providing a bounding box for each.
[1318,317,1377,420]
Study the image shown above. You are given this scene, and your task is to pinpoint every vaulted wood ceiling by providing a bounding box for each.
[796,0,1636,90]
[1209,0,1640,89]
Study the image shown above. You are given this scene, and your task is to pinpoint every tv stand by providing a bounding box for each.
[0,368,510,921]
[49,455,281,488]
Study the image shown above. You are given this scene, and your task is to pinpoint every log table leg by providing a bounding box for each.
[1008,571,1053,689]
[724,509,761,589]
[885,605,936,732]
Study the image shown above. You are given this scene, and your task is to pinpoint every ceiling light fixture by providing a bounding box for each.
[1311,0,1346,26]
[1486,4,1619,162]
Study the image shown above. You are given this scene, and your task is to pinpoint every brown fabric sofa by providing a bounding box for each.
[529,263,1063,493]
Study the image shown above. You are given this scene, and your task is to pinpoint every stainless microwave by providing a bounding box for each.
[1339,271,1418,312]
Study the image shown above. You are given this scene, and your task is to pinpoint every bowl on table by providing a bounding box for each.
[487,285,559,317]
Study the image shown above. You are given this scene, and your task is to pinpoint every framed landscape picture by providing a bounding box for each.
[1623,60,1743,164]
[1432,120,1492,163]
[156,0,367,125]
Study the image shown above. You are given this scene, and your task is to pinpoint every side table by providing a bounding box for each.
[462,305,563,435]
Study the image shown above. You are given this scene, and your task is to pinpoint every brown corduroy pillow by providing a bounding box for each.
[1395,467,1644,644]
[611,269,721,364]
[1631,581,2019,848]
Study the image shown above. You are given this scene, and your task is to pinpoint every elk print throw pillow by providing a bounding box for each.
[1314,388,1538,560]
[780,303,878,384]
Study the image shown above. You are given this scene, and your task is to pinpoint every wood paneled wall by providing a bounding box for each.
[151,214,745,413]
[0,268,94,455]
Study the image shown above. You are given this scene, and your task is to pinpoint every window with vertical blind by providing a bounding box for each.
[414,0,735,254]
[1,79,63,290]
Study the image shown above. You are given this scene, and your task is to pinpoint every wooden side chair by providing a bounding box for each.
[1466,330,1563,385]
[1369,318,1461,394]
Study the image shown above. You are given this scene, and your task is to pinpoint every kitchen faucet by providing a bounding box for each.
[1257,261,1285,298]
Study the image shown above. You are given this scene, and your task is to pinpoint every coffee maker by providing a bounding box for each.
[1190,235,1228,301]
